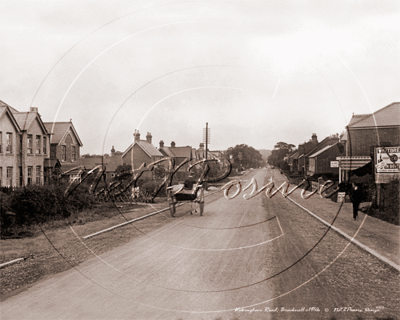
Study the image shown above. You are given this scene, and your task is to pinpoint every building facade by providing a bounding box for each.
[121,131,164,180]
[0,102,51,187]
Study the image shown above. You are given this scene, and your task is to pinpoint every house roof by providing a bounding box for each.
[0,100,19,113]
[290,151,299,159]
[13,112,41,131]
[160,146,192,158]
[309,143,338,158]
[44,122,83,146]
[122,140,164,158]
[77,156,123,172]
[0,105,21,133]
[348,102,400,128]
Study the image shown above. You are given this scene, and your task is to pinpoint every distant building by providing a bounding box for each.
[77,147,123,181]
[297,133,318,174]
[308,143,345,176]
[159,140,192,180]
[121,131,164,180]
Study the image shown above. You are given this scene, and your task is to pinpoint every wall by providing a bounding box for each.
[347,127,400,157]
[20,119,50,186]
[0,112,19,187]
[122,144,154,180]
[53,128,81,164]
[314,145,344,175]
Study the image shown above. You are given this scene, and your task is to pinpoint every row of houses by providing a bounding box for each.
[1,99,219,187]
[286,102,400,183]
[0,101,82,187]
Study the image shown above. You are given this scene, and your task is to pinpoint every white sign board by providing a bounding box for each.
[330,161,339,168]
[376,147,400,173]
[337,192,346,203]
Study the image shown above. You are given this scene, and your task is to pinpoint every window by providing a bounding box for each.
[27,166,32,185]
[36,166,41,185]
[6,133,12,153]
[0,132,2,153]
[6,167,13,187]
[72,146,76,161]
[27,135,33,154]
[43,136,47,154]
[61,145,66,161]
[35,135,41,154]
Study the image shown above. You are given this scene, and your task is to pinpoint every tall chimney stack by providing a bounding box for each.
[146,132,152,144]
[134,130,140,142]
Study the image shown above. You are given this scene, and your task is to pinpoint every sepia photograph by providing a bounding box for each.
[1,0,399,319]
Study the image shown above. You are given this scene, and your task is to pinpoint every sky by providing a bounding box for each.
[1,0,399,155]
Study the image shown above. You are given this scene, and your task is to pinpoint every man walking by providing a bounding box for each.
[350,184,363,220]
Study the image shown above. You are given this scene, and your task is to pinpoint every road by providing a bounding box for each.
[1,169,399,319]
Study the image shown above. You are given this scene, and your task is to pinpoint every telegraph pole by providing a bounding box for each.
[203,122,210,160]
[205,122,208,160]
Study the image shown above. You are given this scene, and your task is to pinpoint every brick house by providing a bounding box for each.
[0,101,51,187]
[305,134,340,176]
[43,121,83,181]
[159,140,192,180]
[121,131,164,180]
[297,133,318,174]
[287,150,299,173]
[338,102,400,182]
[308,143,345,176]
[0,103,21,187]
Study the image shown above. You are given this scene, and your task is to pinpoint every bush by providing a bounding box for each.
[2,185,95,227]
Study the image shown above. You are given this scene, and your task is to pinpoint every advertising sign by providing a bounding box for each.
[375,147,400,173]
[337,192,346,203]
[330,161,339,168]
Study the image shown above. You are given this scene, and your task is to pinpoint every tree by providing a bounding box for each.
[114,164,132,181]
[273,142,296,152]
[268,141,295,167]
[224,144,265,170]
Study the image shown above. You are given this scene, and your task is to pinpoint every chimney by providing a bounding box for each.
[311,133,318,144]
[30,107,38,112]
[146,132,152,144]
[199,143,204,148]
[133,129,140,142]
[159,140,164,148]
[111,146,115,157]
[171,141,176,148]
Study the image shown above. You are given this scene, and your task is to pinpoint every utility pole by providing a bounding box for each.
[205,122,208,160]
[203,122,210,160]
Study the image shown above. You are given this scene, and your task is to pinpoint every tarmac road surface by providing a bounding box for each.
[1,169,399,319]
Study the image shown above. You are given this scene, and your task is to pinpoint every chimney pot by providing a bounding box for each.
[134,130,140,142]
[159,140,164,148]
[171,141,176,148]
[146,132,152,144]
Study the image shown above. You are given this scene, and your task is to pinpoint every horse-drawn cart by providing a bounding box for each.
[167,183,205,217]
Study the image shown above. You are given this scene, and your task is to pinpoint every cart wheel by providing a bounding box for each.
[199,201,204,216]
[169,198,176,217]
[198,188,205,216]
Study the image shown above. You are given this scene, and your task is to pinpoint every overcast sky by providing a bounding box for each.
[1,0,399,155]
